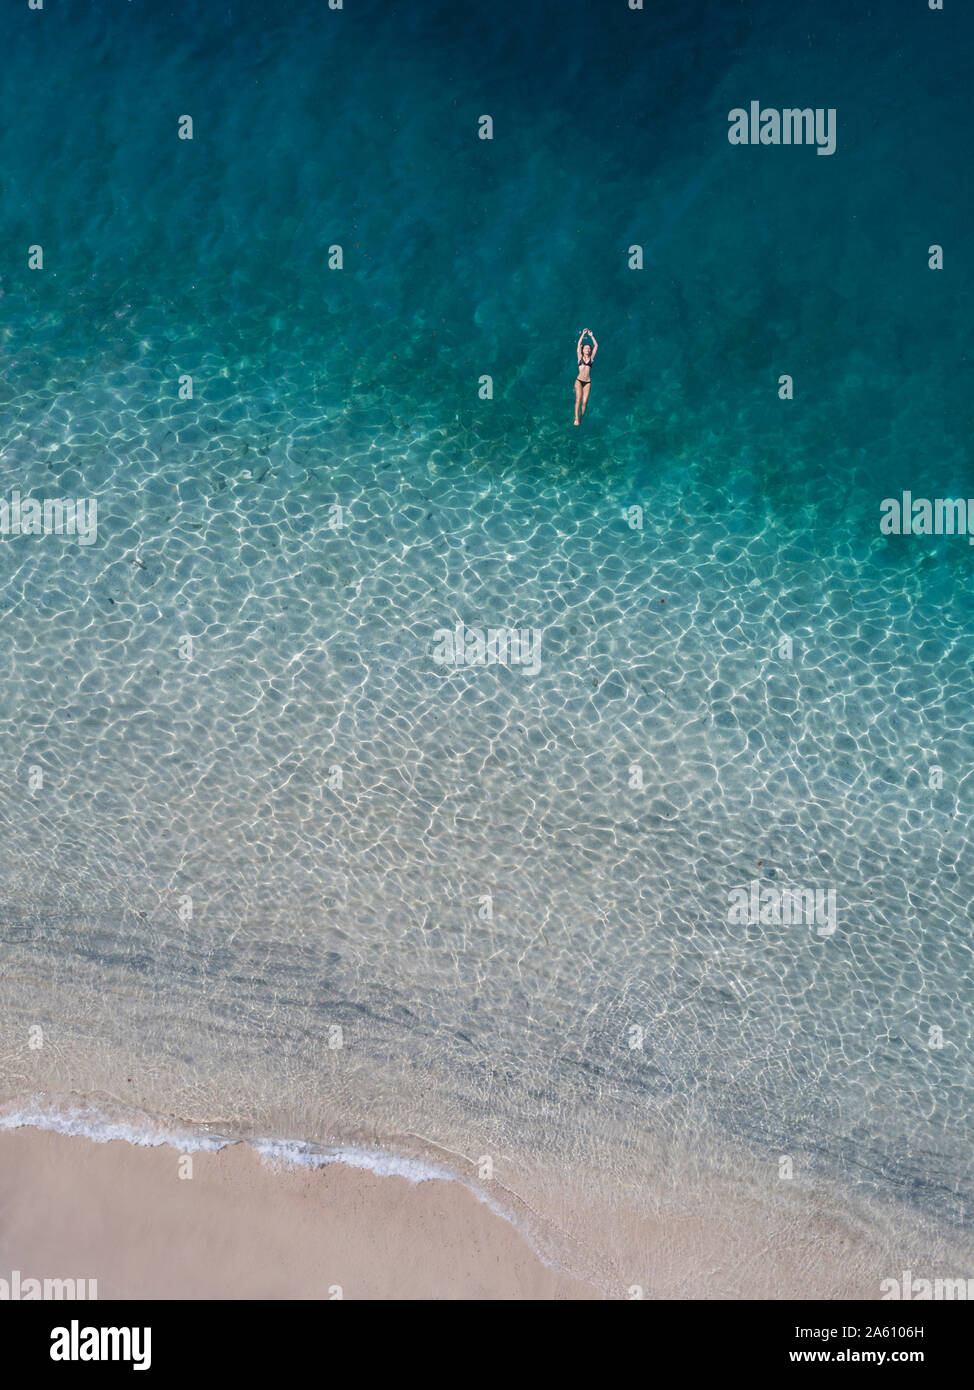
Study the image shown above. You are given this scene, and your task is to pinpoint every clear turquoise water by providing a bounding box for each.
[1,0,973,1278]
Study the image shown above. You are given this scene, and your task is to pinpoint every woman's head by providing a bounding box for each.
[581,344,592,361]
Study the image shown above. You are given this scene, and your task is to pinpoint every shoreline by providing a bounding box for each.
[0,1121,593,1300]
[4,1102,971,1299]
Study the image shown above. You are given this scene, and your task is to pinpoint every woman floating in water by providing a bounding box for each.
[573,328,597,425]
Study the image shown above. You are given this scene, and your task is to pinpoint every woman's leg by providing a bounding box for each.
[573,379,583,424]
[580,382,591,417]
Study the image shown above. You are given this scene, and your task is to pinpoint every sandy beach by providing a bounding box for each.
[4,1121,962,1300]
[0,1126,592,1300]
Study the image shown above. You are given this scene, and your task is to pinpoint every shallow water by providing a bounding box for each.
[1,0,973,1286]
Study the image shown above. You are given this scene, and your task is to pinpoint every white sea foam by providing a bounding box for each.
[0,1100,230,1153]
[0,1095,517,1226]
[250,1135,454,1184]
